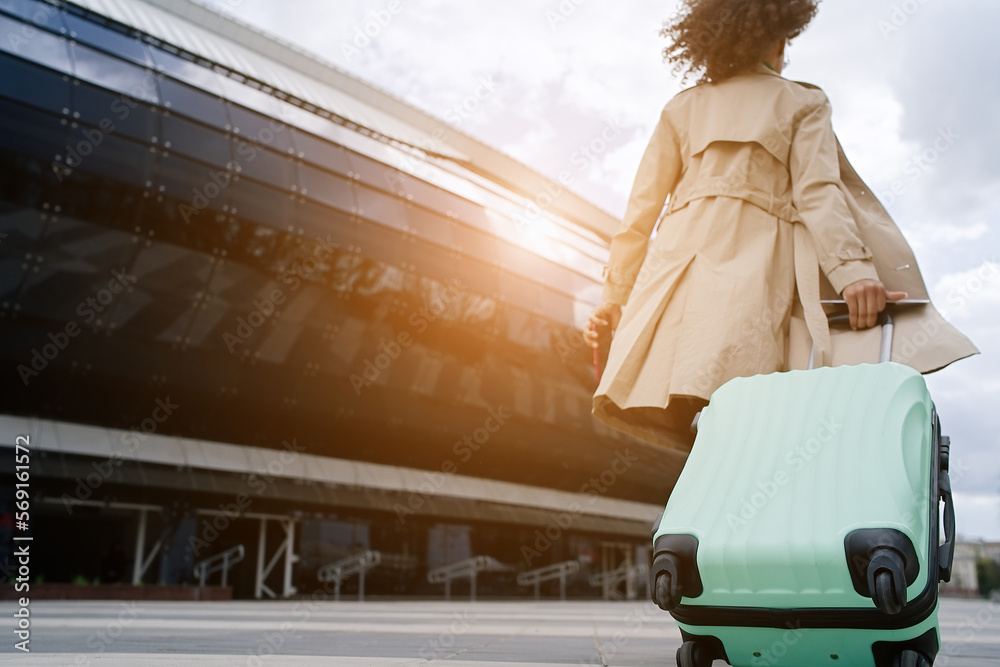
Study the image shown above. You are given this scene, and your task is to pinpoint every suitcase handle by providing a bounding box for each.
[808,306,894,369]
[938,465,956,583]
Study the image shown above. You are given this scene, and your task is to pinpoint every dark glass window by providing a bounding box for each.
[0,52,70,114]
[229,177,294,230]
[157,153,230,213]
[148,46,225,96]
[14,262,99,325]
[70,42,158,104]
[407,239,462,289]
[64,13,151,66]
[298,164,354,212]
[443,254,497,301]
[403,205,454,249]
[74,80,159,144]
[0,0,63,28]
[355,186,408,232]
[294,199,354,244]
[0,98,69,162]
[392,172,466,218]
[0,13,71,73]
[291,128,350,176]
[345,151,398,194]
[66,128,156,190]
[451,222,496,263]
[352,219,405,269]
[159,78,229,129]
[444,195,492,233]
[228,103,293,154]
[231,139,297,192]
[161,113,229,167]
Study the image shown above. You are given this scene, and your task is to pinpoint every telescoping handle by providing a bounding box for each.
[808,303,894,370]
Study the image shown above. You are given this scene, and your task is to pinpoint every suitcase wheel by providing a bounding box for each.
[676,640,712,667]
[873,568,905,615]
[897,649,932,667]
[654,571,681,611]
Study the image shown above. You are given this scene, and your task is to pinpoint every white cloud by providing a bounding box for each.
[953,493,1000,543]
[920,222,990,245]
[934,260,1000,320]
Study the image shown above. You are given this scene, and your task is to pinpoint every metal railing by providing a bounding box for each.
[517,560,580,601]
[588,562,647,601]
[427,555,513,601]
[317,550,381,602]
[193,544,245,587]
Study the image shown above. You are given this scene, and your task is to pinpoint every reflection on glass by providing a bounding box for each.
[162,113,229,167]
[298,163,354,212]
[232,139,297,191]
[149,46,225,96]
[0,98,69,161]
[0,13,71,73]
[67,129,157,189]
[294,199,355,242]
[216,75,282,117]
[0,53,71,114]
[64,13,151,66]
[228,103,294,154]
[450,221,496,263]
[292,128,350,175]
[354,186,407,233]
[74,80,159,144]
[71,42,158,104]
[499,271,541,314]
[345,151,399,195]
[229,177,294,229]
[403,205,454,249]
[159,77,229,129]
[157,153,228,211]
[0,0,64,33]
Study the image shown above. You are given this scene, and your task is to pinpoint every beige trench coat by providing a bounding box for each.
[593,64,978,450]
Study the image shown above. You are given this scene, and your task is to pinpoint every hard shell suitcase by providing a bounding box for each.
[650,309,956,667]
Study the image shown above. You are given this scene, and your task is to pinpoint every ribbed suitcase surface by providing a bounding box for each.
[652,362,949,667]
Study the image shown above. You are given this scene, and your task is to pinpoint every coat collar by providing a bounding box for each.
[754,61,783,77]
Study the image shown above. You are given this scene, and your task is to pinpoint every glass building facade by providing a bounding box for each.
[0,0,683,598]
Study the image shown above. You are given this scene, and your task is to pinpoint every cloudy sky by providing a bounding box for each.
[202,0,999,540]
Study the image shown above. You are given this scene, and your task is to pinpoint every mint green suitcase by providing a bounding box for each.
[650,314,956,667]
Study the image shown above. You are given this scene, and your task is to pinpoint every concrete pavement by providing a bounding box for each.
[0,597,997,665]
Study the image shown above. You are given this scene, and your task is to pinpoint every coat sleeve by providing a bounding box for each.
[789,94,880,294]
[602,107,682,306]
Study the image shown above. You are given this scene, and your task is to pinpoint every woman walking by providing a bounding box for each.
[585,0,976,450]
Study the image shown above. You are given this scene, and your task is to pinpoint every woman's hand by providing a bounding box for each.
[583,302,622,349]
[842,279,907,330]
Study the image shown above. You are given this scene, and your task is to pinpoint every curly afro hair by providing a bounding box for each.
[662,0,819,85]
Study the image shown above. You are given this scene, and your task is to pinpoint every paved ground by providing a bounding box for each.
[0,598,997,665]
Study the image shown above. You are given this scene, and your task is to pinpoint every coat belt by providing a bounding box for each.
[666,183,800,223]
[793,225,831,367]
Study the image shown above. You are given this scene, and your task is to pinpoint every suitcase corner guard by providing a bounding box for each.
[650,534,703,612]
[845,528,920,615]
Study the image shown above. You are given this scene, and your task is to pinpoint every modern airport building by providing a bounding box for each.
[0,0,689,599]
